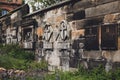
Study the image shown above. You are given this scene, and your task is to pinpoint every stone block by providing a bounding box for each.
[85,17,103,27]
[43,42,53,49]
[83,51,102,59]
[96,0,118,5]
[72,0,93,12]
[60,57,69,71]
[55,15,65,23]
[102,50,120,62]
[23,42,33,49]
[37,27,43,37]
[75,20,86,29]
[71,29,85,40]
[66,13,74,22]
[104,13,120,23]
[57,42,70,49]
[10,12,18,22]
[12,39,17,43]
[86,1,120,18]
[72,17,103,29]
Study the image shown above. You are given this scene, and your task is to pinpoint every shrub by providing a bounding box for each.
[0,44,35,70]
[29,60,48,71]
[0,44,35,61]
[0,55,27,69]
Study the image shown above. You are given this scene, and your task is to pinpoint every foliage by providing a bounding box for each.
[42,65,120,80]
[0,55,27,69]
[1,44,120,80]
[29,60,48,71]
[25,0,64,11]
[0,44,47,71]
[38,0,61,7]
[0,44,35,61]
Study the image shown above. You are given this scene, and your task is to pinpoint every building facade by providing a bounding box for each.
[0,0,120,71]
[0,0,22,16]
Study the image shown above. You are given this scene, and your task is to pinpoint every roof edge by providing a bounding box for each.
[0,4,28,19]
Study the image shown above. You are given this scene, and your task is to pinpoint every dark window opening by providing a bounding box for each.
[101,24,118,50]
[85,18,103,27]
[73,10,85,20]
[23,28,32,42]
[5,17,11,25]
[21,4,29,16]
[85,26,99,50]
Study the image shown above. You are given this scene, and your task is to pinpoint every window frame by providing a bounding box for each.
[84,25,99,50]
[101,23,118,50]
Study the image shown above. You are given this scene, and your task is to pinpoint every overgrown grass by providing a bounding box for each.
[43,65,120,80]
[0,44,48,70]
[1,44,120,80]
[0,44,34,61]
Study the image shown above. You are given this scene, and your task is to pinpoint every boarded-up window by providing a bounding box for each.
[85,26,99,50]
[101,24,118,50]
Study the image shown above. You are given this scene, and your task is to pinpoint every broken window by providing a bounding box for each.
[85,26,99,50]
[101,24,118,50]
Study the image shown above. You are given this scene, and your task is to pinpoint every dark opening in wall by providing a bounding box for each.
[85,26,99,50]
[85,17,103,27]
[0,22,2,27]
[13,21,21,27]
[73,10,85,20]
[5,17,11,26]
[23,28,32,41]
[21,4,29,16]
[21,19,37,27]
[101,24,118,50]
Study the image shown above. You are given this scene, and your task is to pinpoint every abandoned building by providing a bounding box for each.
[0,0,22,16]
[0,0,120,71]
